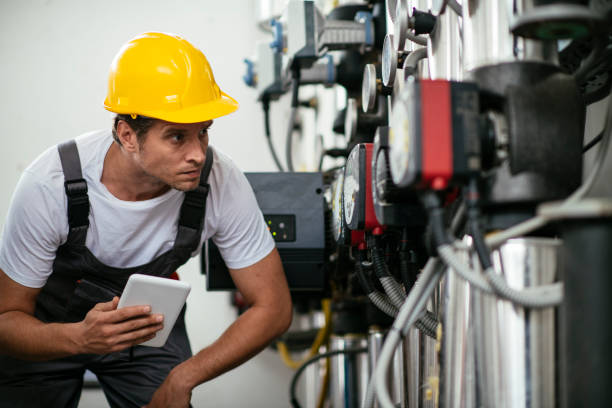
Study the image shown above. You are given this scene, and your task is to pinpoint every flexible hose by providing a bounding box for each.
[290,347,368,408]
[427,187,564,307]
[371,243,438,337]
[363,257,445,408]
[355,254,400,318]
[368,292,398,317]
[277,299,332,370]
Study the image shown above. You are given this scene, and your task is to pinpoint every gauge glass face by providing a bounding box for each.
[343,147,360,227]
[362,64,377,113]
[344,98,358,141]
[382,34,396,87]
[386,0,398,22]
[331,170,345,243]
[389,90,414,187]
[375,149,391,202]
[394,0,409,51]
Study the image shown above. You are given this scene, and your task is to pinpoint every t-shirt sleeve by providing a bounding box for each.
[0,170,66,288]
[211,166,275,270]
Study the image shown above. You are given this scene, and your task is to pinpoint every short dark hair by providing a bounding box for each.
[112,114,156,145]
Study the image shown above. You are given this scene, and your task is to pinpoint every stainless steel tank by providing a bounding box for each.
[368,327,406,407]
[441,258,477,408]
[472,237,559,407]
[462,0,558,73]
[330,334,369,408]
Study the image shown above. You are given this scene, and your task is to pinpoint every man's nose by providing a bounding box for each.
[186,137,206,165]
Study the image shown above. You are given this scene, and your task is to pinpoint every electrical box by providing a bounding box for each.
[203,172,326,292]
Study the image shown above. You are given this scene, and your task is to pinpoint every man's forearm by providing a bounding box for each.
[171,303,291,390]
[0,311,80,361]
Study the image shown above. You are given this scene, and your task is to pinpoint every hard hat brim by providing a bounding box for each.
[105,91,239,124]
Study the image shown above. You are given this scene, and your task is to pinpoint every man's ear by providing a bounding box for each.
[116,120,139,152]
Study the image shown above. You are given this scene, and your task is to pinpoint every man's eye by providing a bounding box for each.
[199,128,210,137]
[172,134,184,142]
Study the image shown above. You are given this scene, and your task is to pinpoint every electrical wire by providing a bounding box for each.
[262,97,285,172]
[583,129,604,153]
[277,299,332,370]
[290,347,368,408]
[286,73,300,172]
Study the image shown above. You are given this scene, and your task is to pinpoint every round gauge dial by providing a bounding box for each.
[343,146,361,228]
[362,64,378,113]
[394,0,409,52]
[389,77,418,188]
[344,98,358,142]
[375,146,393,203]
[331,169,345,244]
[382,34,398,88]
[386,0,398,22]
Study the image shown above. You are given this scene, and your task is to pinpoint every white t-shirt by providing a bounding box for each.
[0,130,275,288]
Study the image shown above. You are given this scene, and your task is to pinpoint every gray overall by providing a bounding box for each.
[0,140,213,408]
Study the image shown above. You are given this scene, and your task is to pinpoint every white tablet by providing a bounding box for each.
[118,274,191,347]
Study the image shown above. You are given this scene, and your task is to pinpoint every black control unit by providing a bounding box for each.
[203,172,326,292]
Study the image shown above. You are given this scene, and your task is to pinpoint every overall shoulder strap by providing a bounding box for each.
[174,146,215,253]
[57,140,90,246]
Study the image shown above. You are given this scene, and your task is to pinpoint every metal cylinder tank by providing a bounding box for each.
[329,334,369,408]
[462,0,558,73]
[368,327,406,407]
[472,238,559,407]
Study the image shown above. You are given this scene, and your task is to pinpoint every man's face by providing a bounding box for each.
[133,119,213,192]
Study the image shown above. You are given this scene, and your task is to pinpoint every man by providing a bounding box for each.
[0,32,292,408]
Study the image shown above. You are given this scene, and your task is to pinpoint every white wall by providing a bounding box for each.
[0,1,295,407]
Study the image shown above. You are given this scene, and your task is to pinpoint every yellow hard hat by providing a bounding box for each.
[104,32,238,123]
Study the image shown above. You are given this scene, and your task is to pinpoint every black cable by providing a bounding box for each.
[262,97,285,172]
[583,129,604,153]
[355,250,374,294]
[286,69,300,172]
[464,178,494,271]
[574,37,606,84]
[289,347,368,408]
[421,192,450,247]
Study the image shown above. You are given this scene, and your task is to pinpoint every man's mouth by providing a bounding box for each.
[181,169,201,178]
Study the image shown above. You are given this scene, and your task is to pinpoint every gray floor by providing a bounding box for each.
[79,388,109,408]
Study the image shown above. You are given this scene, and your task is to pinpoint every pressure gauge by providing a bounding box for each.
[386,0,398,22]
[343,143,381,232]
[331,169,348,245]
[388,76,419,188]
[382,34,397,88]
[372,126,427,227]
[343,146,361,229]
[344,98,359,142]
[382,34,408,88]
[394,0,410,52]
[373,127,397,204]
[362,64,378,113]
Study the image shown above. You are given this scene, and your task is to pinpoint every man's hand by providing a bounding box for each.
[143,368,192,408]
[75,296,164,354]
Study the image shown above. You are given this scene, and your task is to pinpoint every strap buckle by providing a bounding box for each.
[64,179,88,197]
